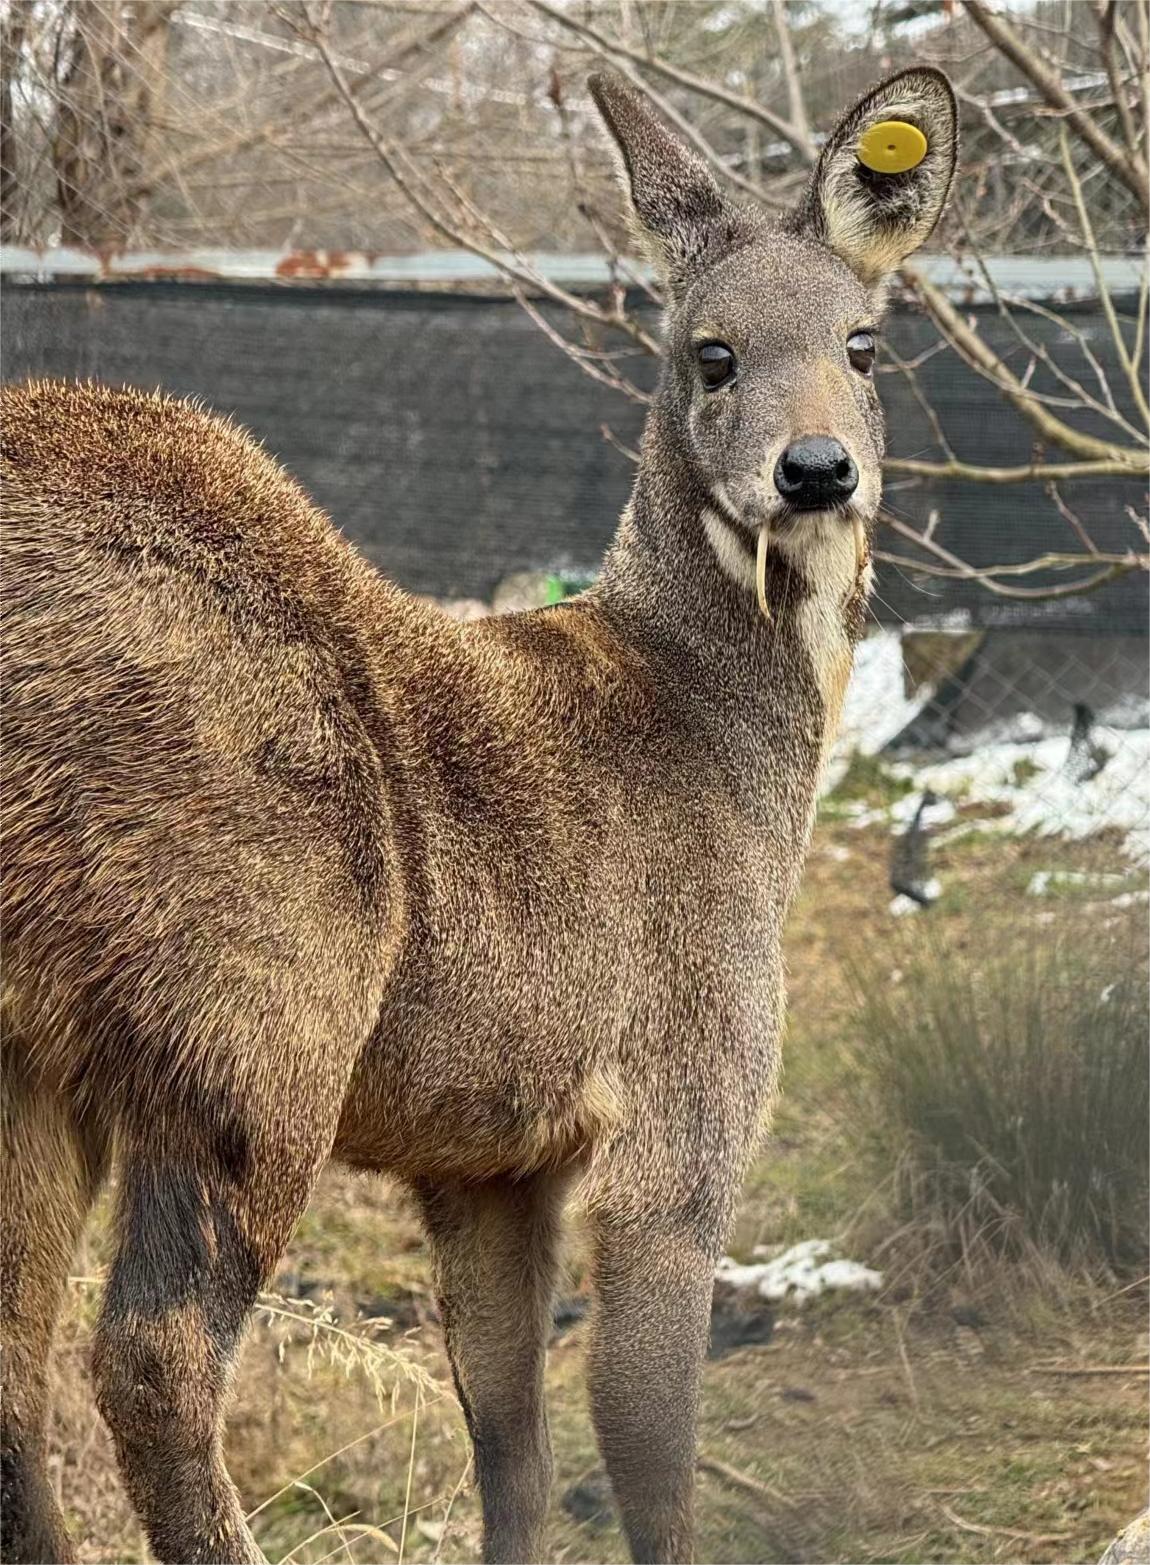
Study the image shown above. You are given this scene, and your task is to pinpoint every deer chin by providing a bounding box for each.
[754,506,872,623]
[765,509,872,759]
[702,494,872,622]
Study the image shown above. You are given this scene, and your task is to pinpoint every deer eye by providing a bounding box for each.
[697,341,736,390]
[847,331,876,377]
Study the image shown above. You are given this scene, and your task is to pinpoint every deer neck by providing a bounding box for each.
[592,407,861,829]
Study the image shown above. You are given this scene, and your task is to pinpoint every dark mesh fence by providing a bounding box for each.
[3,279,1147,631]
[4,282,639,603]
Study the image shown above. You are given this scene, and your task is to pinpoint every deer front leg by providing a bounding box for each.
[587,1212,717,1564]
[415,1171,569,1565]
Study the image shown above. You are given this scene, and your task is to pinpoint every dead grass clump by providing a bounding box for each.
[846,910,1149,1279]
[236,1293,463,1564]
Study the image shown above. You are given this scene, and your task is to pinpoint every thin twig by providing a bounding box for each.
[698,1455,798,1511]
[1097,0,1143,166]
[877,511,1147,600]
[1045,482,1101,555]
[514,288,652,404]
[302,6,660,358]
[1059,124,1150,427]
[600,422,642,464]
[884,338,957,464]
[770,0,810,152]
[885,455,1146,482]
[946,206,1143,439]
[962,0,1149,211]
[902,267,1147,470]
[938,1501,1072,1545]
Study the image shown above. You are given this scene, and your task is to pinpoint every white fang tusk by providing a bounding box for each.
[756,525,772,622]
[851,515,868,602]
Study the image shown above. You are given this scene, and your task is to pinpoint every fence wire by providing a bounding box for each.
[826,623,1149,914]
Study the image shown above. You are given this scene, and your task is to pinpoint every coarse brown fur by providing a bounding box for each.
[0,69,956,1565]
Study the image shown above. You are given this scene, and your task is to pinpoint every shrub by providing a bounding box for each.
[848,914,1149,1274]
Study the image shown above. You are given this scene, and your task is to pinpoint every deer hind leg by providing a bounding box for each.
[92,1111,334,1565]
[1,1041,110,1565]
[415,1171,570,1565]
[90,1001,366,1565]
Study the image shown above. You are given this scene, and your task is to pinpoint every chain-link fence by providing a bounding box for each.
[830,624,1148,913]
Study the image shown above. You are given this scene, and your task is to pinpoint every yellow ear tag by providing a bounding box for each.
[858,120,927,174]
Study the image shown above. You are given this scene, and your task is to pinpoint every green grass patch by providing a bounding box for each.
[829,752,916,808]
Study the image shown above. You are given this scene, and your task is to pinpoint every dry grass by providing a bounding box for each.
[41,816,1150,1563]
[845,913,1147,1275]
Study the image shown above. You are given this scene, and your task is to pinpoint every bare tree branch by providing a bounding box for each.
[301,4,661,361]
[0,0,33,239]
[1097,0,1142,166]
[1058,123,1150,428]
[139,2,477,204]
[901,265,1148,475]
[770,0,810,154]
[962,0,1149,213]
[523,0,818,164]
[878,511,1147,599]
[885,455,1146,483]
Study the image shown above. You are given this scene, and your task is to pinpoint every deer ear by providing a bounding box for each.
[589,71,731,291]
[794,67,957,285]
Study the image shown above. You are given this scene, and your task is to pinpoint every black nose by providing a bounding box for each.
[774,436,859,510]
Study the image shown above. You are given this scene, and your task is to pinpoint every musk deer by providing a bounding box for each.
[1,67,956,1565]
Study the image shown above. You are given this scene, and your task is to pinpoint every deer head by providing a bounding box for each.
[590,68,957,619]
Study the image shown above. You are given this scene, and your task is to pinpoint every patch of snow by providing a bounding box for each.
[716,1258,776,1290]
[847,807,887,829]
[1098,691,1150,731]
[823,628,1150,860]
[944,709,1048,754]
[889,728,1150,864]
[813,1259,883,1294]
[1110,890,1150,908]
[824,631,934,789]
[889,792,957,829]
[889,893,923,916]
[716,1240,882,1305]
